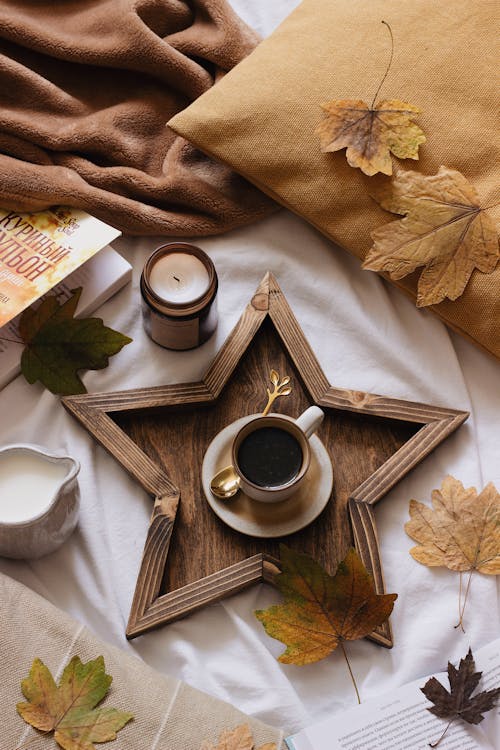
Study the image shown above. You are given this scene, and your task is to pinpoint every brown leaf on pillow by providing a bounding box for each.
[316,98,425,176]
[364,167,499,306]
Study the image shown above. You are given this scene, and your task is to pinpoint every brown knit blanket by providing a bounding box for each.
[0,0,275,235]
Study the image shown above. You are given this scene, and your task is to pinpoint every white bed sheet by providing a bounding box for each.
[1,1,499,741]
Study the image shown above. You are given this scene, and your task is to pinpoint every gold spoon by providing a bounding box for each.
[210,370,292,499]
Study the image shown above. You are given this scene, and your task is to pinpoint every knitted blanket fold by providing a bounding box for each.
[1,573,284,749]
[0,0,275,235]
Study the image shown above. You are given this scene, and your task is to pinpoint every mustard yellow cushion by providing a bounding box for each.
[169,0,500,358]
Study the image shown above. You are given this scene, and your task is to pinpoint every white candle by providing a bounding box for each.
[0,452,67,523]
[149,252,210,304]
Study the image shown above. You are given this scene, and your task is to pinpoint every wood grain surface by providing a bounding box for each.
[64,273,468,644]
[114,318,415,589]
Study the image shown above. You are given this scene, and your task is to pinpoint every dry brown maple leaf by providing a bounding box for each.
[405,475,500,629]
[363,167,499,306]
[421,648,500,747]
[315,20,426,176]
[200,723,276,750]
[316,98,425,176]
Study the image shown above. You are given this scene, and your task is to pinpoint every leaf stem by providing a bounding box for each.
[429,718,454,748]
[370,20,394,108]
[454,569,473,632]
[339,640,361,704]
[457,571,463,628]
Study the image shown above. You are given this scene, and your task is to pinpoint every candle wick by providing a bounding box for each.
[173,275,180,283]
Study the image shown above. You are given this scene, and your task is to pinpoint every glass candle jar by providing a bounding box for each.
[140,243,218,350]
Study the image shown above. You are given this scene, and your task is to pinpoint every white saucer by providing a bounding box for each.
[201,414,334,538]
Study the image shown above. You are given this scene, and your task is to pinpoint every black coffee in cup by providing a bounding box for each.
[237,426,303,487]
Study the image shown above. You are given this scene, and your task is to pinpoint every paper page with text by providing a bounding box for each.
[286,638,499,750]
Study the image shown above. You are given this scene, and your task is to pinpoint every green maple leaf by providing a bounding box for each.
[17,655,133,750]
[19,288,132,395]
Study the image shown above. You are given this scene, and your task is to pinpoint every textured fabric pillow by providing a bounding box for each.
[1,573,283,749]
[169,0,500,358]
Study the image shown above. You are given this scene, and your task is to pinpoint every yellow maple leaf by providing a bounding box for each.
[200,723,276,750]
[405,476,500,629]
[316,98,425,176]
[364,167,499,306]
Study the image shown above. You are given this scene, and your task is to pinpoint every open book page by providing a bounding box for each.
[0,245,131,388]
[479,640,500,747]
[0,207,121,326]
[286,639,500,750]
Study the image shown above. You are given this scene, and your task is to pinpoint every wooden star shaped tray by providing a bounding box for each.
[63,273,468,645]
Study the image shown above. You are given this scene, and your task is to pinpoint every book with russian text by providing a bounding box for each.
[0,207,121,327]
[286,638,500,750]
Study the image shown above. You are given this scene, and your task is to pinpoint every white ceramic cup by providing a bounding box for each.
[0,443,80,559]
[232,406,324,503]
